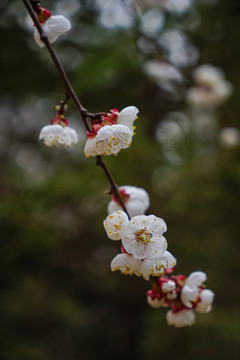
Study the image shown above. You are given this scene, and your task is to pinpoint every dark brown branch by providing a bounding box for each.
[22,0,130,218]
[96,156,129,215]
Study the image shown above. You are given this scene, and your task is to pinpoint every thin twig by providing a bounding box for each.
[22,0,130,218]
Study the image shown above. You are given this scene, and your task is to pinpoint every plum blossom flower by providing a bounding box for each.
[39,114,78,148]
[166,309,195,327]
[84,106,139,157]
[34,7,71,47]
[141,251,176,280]
[85,124,132,157]
[39,124,78,148]
[103,210,129,240]
[122,214,168,259]
[107,185,150,218]
[110,253,142,276]
[186,64,233,107]
[143,60,184,93]
[219,127,240,148]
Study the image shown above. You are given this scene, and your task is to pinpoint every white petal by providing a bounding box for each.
[195,289,215,313]
[110,253,142,276]
[63,126,78,145]
[103,211,129,240]
[159,250,177,269]
[34,28,45,47]
[47,15,71,32]
[186,271,207,287]
[143,235,168,259]
[84,138,102,157]
[166,309,195,328]
[141,250,175,280]
[118,106,139,130]
[181,285,199,308]
[39,124,64,139]
[145,214,167,235]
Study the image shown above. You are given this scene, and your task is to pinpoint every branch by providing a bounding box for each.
[22,0,130,218]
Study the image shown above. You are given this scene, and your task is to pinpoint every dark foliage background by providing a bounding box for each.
[0,1,240,359]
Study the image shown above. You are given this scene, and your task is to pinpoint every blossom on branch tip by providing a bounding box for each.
[107,185,150,218]
[39,124,78,148]
[34,8,71,47]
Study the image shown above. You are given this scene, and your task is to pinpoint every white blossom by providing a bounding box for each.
[84,106,138,158]
[219,127,240,148]
[84,124,132,157]
[34,15,71,47]
[107,185,150,218]
[195,289,215,313]
[164,0,193,15]
[187,64,233,107]
[166,309,195,328]
[110,253,142,276]
[122,214,168,259]
[193,64,224,87]
[103,210,129,240]
[141,251,176,280]
[181,271,207,308]
[143,60,184,93]
[39,124,78,148]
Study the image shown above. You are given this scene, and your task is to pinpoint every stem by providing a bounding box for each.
[96,156,129,215]
[22,0,130,218]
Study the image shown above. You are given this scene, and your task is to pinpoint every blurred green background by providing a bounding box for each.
[0,0,240,359]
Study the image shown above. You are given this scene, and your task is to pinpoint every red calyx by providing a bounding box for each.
[113,189,130,206]
[37,7,51,24]
[51,115,69,127]
[86,124,103,138]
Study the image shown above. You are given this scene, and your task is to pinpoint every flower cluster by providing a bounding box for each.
[186,64,233,108]
[34,7,71,47]
[104,211,176,279]
[147,271,214,327]
[84,106,139,157]
[103,208,214,327]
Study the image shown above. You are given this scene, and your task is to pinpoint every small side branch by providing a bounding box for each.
[22,0,130,219]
